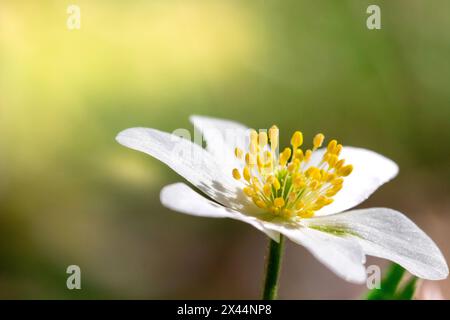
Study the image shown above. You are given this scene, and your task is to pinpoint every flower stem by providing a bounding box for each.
[262,235,285,300]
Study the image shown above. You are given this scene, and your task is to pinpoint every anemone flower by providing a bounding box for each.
[116,115,448,299]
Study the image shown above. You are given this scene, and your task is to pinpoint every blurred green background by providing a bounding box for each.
[1,0,449,299]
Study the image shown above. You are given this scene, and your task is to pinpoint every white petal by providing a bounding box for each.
[190,115,251,175]
[304,208,449,280]
[262,221,367,283]
[116,127,255,212]
[311,147,399,216]
[190,115,249,155]
[160,183,280,241]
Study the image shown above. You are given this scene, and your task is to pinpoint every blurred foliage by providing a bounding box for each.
[366,264,418,300]
[0,0,449,298]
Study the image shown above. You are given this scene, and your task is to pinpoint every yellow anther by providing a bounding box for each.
[320,170,328,182]
[335,159,345,170]
[309,180,319,190]
[287,159,299,173]
[243,166,251,182]
[269,125,279,150]
[243,187,254,197]
[295,149,304,161]
[279,147,292,166]
[263,183,272,197]
[313,133,325,150]
[332,177,344,186]
[327,140,337,153]
[326,172,337,182]
[305,166,318,178]
[232,168,241,180]
[270,207,280,215]
[291,131,303,148]
[293,176,305,188]
[305,167,321,180]
[254,199,267,209]
[295,200,304,210]
[257,154,264,168]
[326,184,342,197]
[298,210,314,218]
[263,151,273,163]
[249,129,258,143]
[338,164,353,177]
[282,208,293,217]
[304,149,312,162]
[234,147,243,159]
[334,144,342,156]
[272,177,281,190]
[249,141,258,154]
[315,195,332,206]
[288,192,297,202]
[246,153,256,166]
[274,197,285,207]
[327,154,338,167]
[258,131,268,147]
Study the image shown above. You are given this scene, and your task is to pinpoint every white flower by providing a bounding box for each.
[116,115,448,284]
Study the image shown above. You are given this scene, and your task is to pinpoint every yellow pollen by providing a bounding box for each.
[231,125,352,220]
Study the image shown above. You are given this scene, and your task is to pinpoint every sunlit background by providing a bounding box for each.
[1,0,449,299]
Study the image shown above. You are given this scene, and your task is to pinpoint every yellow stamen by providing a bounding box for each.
[243,166,251,182]
[258,131,268,147]
[327,140,337,153]
[338,164,353,177]
[234,147,243,159]
[272,177,281,190]
[279,147,292,166]
[232,168,241,180]
[231,125,352,220]
[274,197,285,207]
[313,133,325,150]
[304,149,312,162]
[243,187,254,197]
[263,183,272,197]
[291,131,303,148]
[268,125,279,150]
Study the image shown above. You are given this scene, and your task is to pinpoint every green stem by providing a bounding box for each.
[262,235,285,300]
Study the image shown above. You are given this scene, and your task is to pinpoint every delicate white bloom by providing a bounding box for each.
[116,115,448,283]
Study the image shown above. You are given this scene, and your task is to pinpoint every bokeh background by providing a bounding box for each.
[1,0,449,299]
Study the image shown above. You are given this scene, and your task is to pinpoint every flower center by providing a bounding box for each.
[232,126,353,219]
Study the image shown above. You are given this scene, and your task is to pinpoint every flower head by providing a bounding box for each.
[116,115,448,283]
[231,127,352,220]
